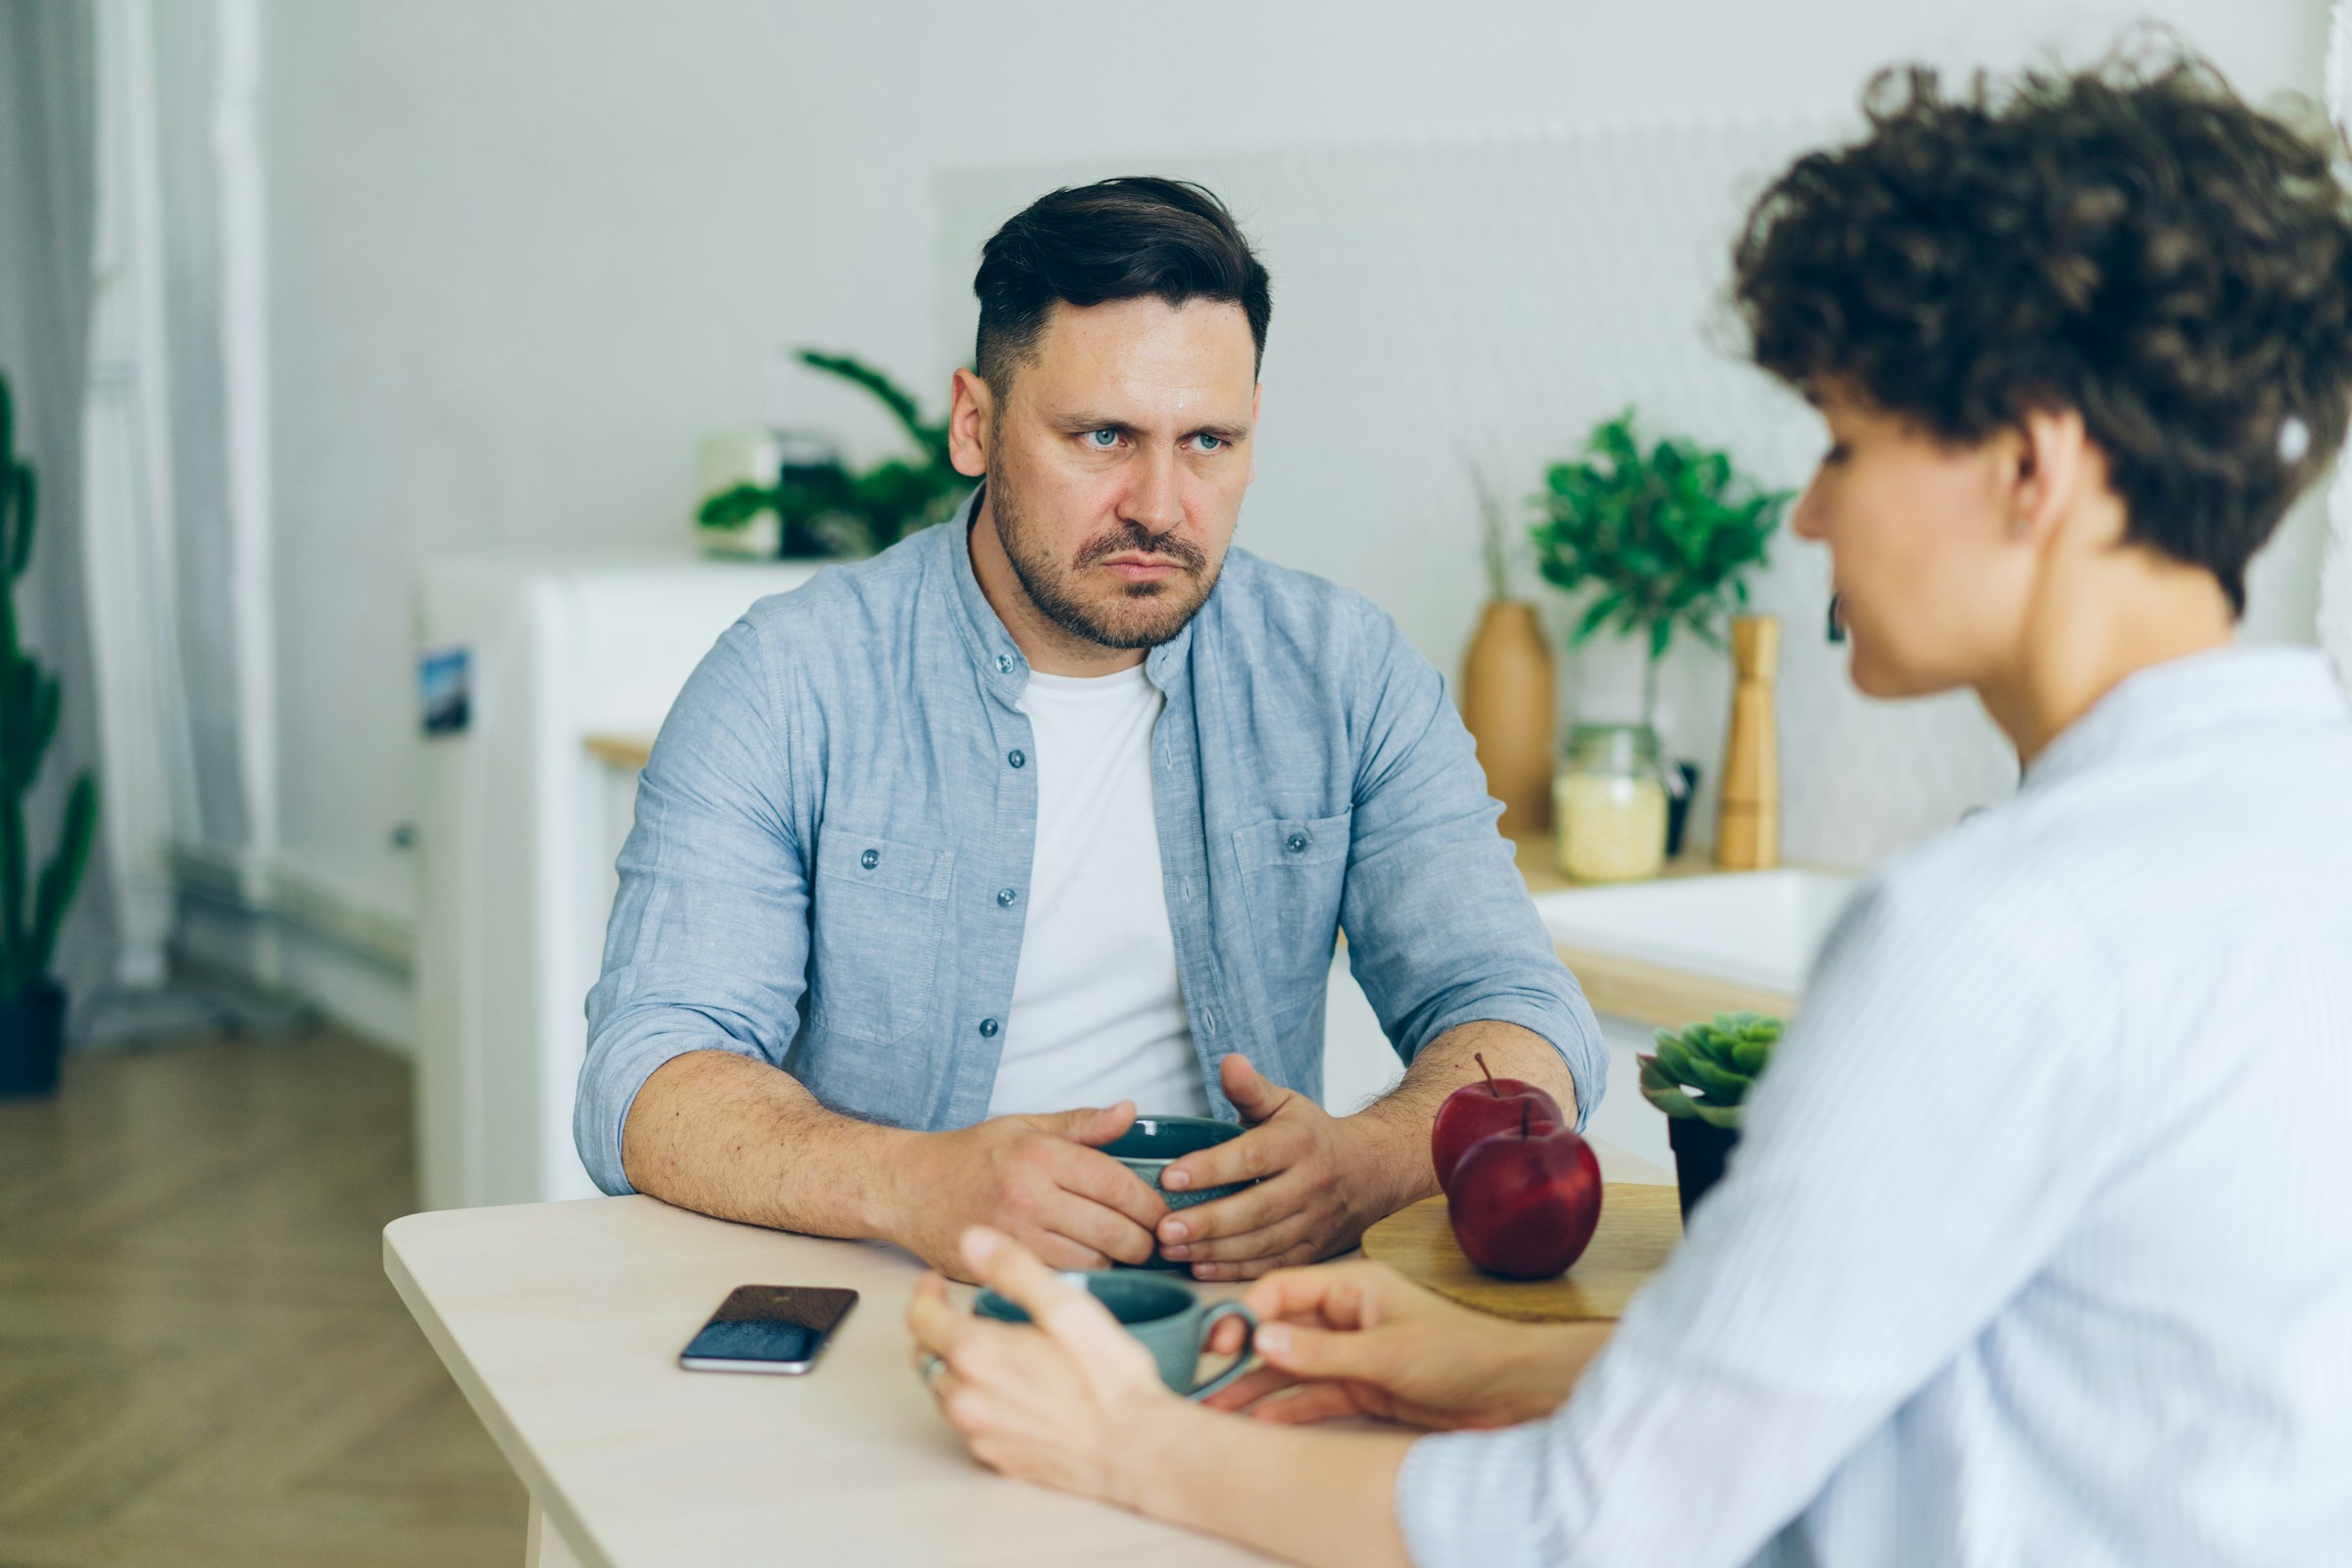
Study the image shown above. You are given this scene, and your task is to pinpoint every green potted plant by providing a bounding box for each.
[1530,410,1789,880]
[0,370,99,1098]
[697,350,971,560]
[1639,1010,1783,1218]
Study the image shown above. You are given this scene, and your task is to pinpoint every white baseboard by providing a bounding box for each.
[172,845,416,1055]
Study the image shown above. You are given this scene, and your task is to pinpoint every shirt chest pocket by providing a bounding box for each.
[1232,812,1350,1034]
[808,831,954,1047]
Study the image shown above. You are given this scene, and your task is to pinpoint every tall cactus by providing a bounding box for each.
[0,370,98,1003]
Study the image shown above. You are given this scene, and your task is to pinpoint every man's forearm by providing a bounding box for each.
[620,1049,915,1241]
[1347,1020,1585,1214]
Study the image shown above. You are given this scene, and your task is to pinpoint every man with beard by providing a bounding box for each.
[576,177,1601,1282]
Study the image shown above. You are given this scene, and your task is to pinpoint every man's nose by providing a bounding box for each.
[1119,446,1185,538]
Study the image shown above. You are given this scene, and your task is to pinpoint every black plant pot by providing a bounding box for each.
[0,980,67,1099]
[1668,1114,1740,1222]
[1664,760,1701,859]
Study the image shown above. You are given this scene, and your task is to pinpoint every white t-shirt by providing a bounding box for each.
[983,663,1211,1119]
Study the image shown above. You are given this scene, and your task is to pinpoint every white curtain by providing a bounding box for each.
[78,0,275,995]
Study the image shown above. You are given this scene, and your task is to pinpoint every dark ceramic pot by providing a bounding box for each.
[1668,1114,1739,1221]
[1664,760,1702,859]
[0,979,66,1099]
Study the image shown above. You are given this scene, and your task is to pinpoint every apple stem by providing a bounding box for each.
[1477,1053,1498,1098]
[1520,1102,1531,1138]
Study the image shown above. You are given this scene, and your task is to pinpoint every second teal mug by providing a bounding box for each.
[967,1270,1256,1399]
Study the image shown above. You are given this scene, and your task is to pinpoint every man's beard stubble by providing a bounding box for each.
[988,465,1221,652]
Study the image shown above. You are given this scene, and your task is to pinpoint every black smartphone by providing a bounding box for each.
[678,1285,858,1375]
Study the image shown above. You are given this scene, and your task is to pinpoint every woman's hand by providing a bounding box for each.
[906,1225,1198,1507]
[1202,1260,1602,1430]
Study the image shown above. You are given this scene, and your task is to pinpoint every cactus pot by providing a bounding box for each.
[1668,1115,1739,1221]
[0,981,66,1099]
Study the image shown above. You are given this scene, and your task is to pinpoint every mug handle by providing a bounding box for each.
[1186,1302,1257,1400]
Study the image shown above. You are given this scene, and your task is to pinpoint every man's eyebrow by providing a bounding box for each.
[1188,420,1252,443]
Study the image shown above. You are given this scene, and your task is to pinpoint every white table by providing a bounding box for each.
[384,1196,1281,1566]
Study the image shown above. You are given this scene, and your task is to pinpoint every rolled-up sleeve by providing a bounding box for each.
[1336,603,1604,1127]
[573,619,808,1195]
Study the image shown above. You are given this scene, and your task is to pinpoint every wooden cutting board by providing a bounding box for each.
[1360,1185,1682,1322]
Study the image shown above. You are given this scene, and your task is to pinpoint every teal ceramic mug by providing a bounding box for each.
[935,1271,1257,1400]
[1102,1115,1250,1268]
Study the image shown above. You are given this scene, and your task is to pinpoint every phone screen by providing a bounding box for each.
[679,1285,858,1374]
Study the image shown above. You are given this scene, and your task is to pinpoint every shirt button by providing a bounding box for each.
[1007,749,1026,769]
[978,1017,1000,1038]
[859,848,879,870]
[1200,1007,1218,1034]
[996,887,1017,906]
[995,654,1014,674]
[1179,877,1194,901]
[1285,832,1308,854]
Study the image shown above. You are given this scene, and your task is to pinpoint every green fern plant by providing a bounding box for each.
[697,350,971,559]
[0,370,98,1003]
[1530,410,1790,728]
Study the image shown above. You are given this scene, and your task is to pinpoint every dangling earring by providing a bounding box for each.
[2010,514,2032,541]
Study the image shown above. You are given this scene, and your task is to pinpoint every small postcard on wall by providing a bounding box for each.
[418,645,471,736]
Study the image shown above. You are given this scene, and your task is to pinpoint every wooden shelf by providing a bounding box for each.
[584,732,655,770]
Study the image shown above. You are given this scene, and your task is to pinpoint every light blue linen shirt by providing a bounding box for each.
[1397,645,2352,1566]
[575,492,1603,1194]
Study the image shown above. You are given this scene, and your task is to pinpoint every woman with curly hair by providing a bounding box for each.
[908,49,2352,1568]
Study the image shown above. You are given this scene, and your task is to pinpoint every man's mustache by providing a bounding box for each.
[1074,519,1206,572]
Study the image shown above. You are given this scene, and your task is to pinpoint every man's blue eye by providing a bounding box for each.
[1088,429,1118,448]
[1197,434,1223,453]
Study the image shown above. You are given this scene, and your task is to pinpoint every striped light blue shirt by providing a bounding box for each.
[1396,645,2352,1567]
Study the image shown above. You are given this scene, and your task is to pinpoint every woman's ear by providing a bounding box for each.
[2010,407,2091,546]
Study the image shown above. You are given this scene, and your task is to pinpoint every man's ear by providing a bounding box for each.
[2011,406,2089,545]
[948,368,994,479]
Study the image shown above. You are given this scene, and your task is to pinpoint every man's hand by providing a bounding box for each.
[1200,1259,1600,1431]
[1153,1055,1403,1281]
[889,1103,1169,1279]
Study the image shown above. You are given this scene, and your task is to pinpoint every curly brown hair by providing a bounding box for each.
[1732,49,2352,612]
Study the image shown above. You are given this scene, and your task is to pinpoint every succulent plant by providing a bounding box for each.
[1639,1011,1784,1130]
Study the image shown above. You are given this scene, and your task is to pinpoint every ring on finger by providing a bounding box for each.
[917,1351,948,1387]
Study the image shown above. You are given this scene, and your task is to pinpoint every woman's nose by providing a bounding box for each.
[1789,480,1828,542]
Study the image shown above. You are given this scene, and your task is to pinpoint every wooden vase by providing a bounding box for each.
[1716,613,1781,870]
[1460,601,1556,834]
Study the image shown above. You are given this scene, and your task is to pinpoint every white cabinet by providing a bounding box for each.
[413,553,820,1209]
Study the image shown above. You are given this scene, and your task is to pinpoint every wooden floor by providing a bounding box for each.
[0,1029,526,1567]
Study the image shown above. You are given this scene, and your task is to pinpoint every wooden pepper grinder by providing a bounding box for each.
[1717,613,1781,869]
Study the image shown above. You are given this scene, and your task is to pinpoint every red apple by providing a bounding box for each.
[1446,1107,1603,1280]
[1431,1054,1564,1193]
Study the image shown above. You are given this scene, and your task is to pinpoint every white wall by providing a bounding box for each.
[249,1,2332,1010]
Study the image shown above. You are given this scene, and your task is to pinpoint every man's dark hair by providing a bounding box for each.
[1733,48,2352,612]
[973,176,1272,397]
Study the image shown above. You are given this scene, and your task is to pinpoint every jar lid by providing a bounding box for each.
[1566,720,1660,770]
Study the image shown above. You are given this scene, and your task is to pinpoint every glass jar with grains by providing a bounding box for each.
[1553,721,1670,883]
